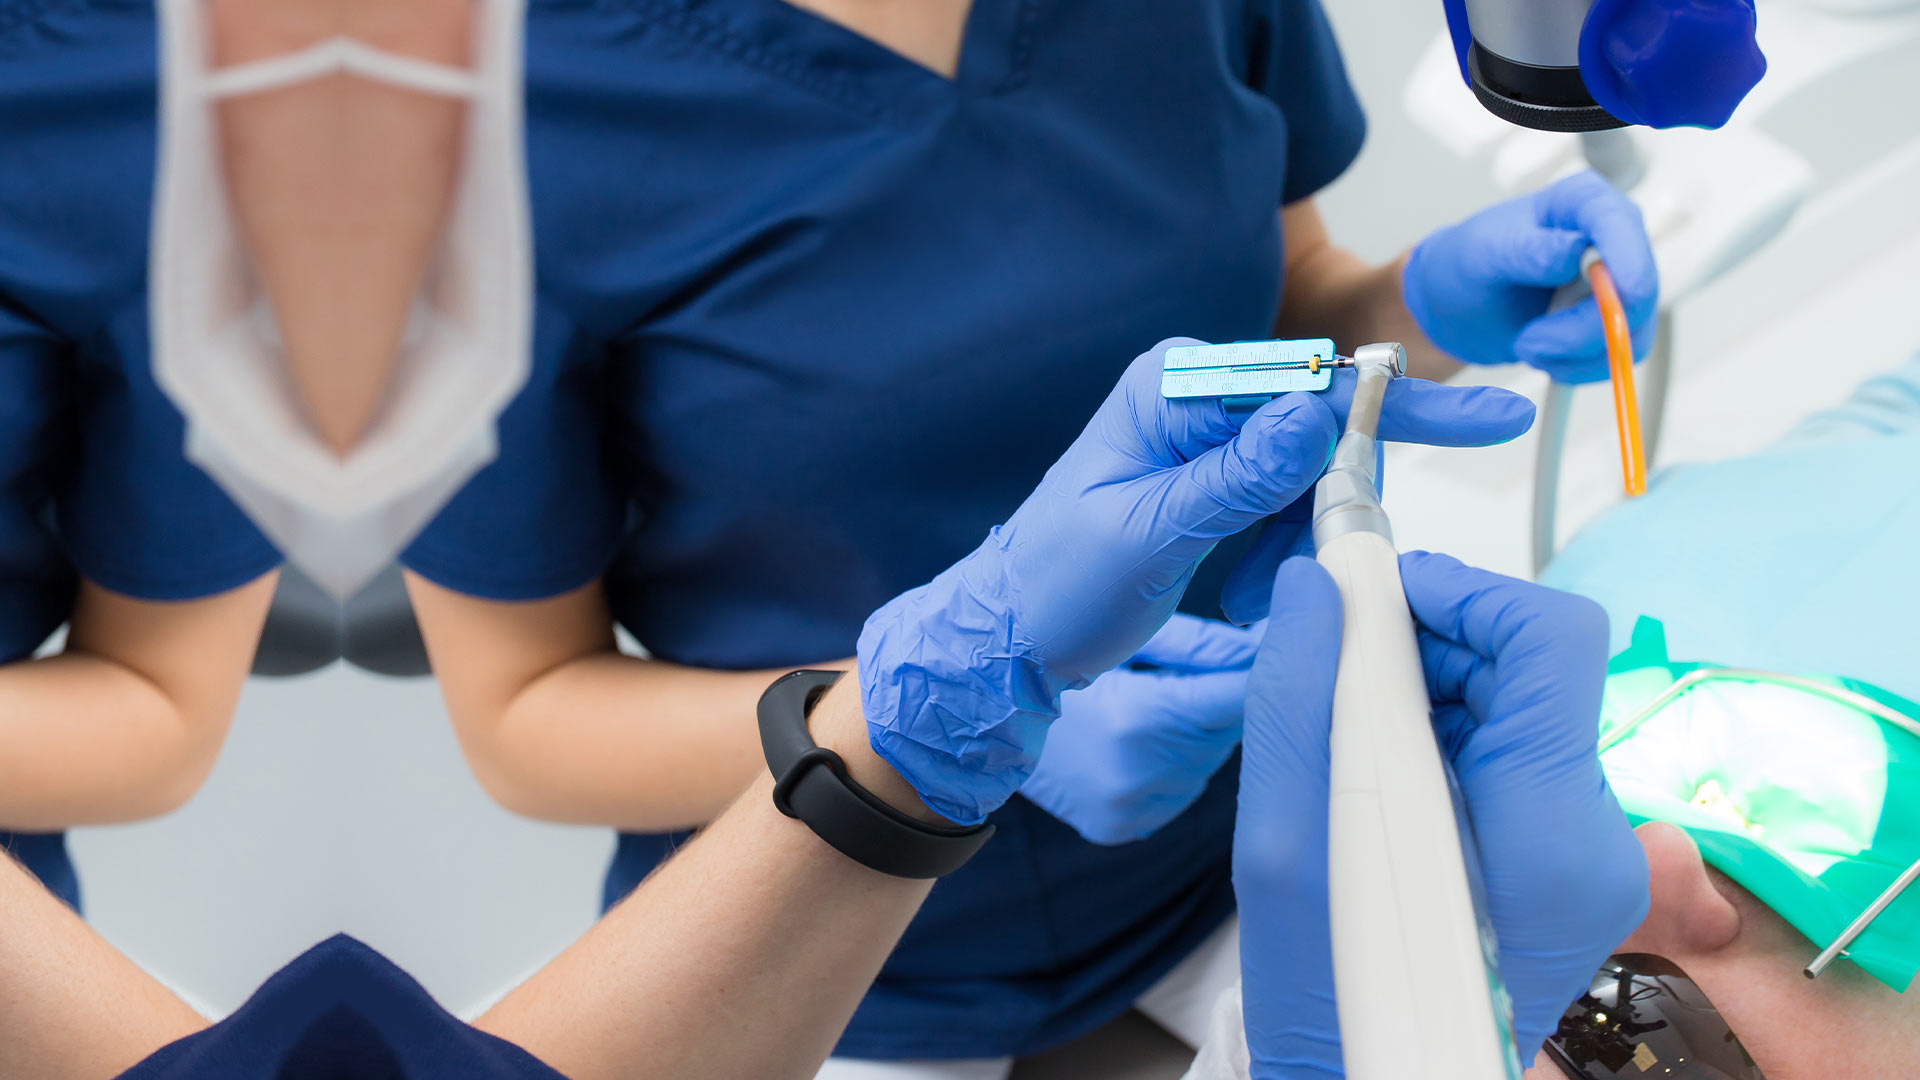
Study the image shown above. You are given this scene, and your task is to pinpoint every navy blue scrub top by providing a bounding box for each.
[405,0,1366,1059]
[0,2,283,910]
[117,936,566,1080]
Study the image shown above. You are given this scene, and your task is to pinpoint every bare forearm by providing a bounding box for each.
[477,654,852,832]
[0,575,281,830]
[1274,204,1459,383]
[0,654,227,829]
[475,677,937,1080]
[0,854,206,1079]
[408,572,853,832]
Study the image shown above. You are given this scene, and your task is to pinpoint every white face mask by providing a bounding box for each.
[151,0,532,600]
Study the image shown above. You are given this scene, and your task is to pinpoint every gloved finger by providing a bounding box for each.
[1536,171,1659,329]
[1139,665,1253,734]
[1174,393,1340,538]
[1109,340,1535,470]
[1518,338,1619,381]
[1219,514,1314,626]
[1426,697,1482,768]
[1130,613,1264,672]
[1532,170,1617,225]
[1513,297,1657,376]
[1417,629,1496,728]
[1419,627,1579,776]
[1235,557,1345,1073]
[1399,551,1609,671]
[1418,633,1553,778]
[1318,370,1537,448]
[1480,225,1592,289]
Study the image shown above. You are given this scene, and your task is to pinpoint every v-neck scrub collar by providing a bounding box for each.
[598,0,1039,124]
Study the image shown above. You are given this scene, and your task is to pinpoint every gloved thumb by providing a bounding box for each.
[1175,394,1338,541]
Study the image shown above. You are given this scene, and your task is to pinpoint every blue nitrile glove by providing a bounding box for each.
[1021,614,1264,846]
[1234,553,1648,1075]
[857,338,1536,826]
[1403,170,1659,384]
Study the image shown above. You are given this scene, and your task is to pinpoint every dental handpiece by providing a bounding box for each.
[1312,344,1524,1080]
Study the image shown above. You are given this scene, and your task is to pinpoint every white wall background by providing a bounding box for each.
[67,0,1920,1026]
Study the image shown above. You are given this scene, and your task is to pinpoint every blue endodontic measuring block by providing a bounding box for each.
[1160,338,1339,409]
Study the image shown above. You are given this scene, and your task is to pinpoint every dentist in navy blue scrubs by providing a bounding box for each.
[401,1,1657,1077]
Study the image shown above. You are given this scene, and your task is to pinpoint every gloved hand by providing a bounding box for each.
[1021,615,1263,846]
[1234,552,1648,1075]
[1403,170,1659,384]
[858,338,1536,826]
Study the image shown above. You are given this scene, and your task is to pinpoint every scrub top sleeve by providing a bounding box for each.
[54,316,282,602]
[1246,0,1368,206]
[399,320,625,602]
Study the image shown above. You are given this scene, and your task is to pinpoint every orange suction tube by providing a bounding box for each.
[1588,260,1646,497]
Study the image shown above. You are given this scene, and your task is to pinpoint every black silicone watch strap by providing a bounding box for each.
[759,670,994,879]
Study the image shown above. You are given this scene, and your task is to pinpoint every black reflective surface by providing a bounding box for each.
[1545,954,1765,1079]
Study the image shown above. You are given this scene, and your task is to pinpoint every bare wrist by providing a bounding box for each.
[804,675,954,827]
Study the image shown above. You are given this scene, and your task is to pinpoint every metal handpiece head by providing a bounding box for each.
[1343,342,1408,441]
[1312,342,1407,547]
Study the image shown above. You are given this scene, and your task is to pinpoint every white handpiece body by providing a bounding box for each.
[1318,530,1520,1080]
[1309,343,1521,1079]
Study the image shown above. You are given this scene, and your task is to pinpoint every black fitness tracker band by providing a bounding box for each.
[758,669,994,879]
